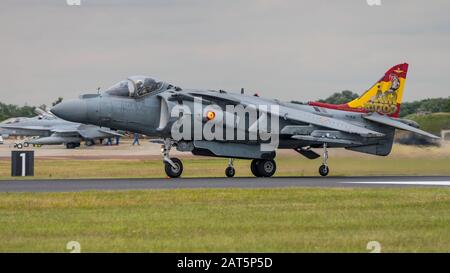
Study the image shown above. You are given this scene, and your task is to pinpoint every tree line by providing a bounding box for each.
[0,97,63,122]
[0,102,35,122]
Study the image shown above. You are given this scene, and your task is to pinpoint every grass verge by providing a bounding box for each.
[0,188,449,252]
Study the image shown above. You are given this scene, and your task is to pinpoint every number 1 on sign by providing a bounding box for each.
[20,153,26,176]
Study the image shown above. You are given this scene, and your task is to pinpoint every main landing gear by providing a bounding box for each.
[225,158,277,178]
[162,139,183,178]
[250,159,276,177]
[319,143,330,177]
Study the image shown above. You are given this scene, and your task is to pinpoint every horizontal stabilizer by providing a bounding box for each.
[363,113,440,139]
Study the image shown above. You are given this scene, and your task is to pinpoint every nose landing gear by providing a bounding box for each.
[162,139,183,178]
[164,157,183,178]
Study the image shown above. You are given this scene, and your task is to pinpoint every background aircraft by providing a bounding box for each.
[0,109,122,149]
[51,63,439,177]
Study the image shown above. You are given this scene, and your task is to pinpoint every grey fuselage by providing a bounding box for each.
[52,83,395,159]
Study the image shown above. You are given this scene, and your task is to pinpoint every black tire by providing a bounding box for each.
[225,167,235,178]
[16,143,23,149]
[66,143,75,149]
[23,142,29,147]
[257,159,276,177]
[319,164,329,177]
[164,158,183,178]
[250,159,262,177]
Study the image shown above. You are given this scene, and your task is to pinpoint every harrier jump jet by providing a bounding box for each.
[51,63,439,177]
[0,109,122,149]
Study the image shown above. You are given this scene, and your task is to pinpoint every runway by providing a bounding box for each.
[0,176,449,192]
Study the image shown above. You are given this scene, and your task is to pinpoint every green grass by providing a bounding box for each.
[0,188,449,252]
[406,112,450,135]
[1,156,450,180]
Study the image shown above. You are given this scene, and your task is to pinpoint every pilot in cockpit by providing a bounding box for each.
[135,80,145,96]
[104,76,176,98]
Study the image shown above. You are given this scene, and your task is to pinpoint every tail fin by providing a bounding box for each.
[346,63,408,117]
[309,63,409,117]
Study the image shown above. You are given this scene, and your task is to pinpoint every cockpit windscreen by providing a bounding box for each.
[105,76,168,98]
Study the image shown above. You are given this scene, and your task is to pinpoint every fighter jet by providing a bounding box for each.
[51,63,439,177]
[0,109,122,149]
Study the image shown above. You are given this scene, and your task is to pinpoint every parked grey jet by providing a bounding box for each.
[0,109,122,149]
[51,63,439,177]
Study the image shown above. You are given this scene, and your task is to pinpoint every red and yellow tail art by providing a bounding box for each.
[309,63,409,117]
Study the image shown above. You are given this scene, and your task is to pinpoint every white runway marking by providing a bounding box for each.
[341,181,450,186]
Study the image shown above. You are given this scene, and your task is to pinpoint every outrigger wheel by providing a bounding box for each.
[319,143,330,177]
[319,164,329,177]
[164,157,183,178]
[225,167,235,178]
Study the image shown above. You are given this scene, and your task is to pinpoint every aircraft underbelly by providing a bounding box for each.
[191,140,275,159]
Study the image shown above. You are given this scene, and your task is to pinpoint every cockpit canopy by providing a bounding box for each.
[105,76,175,98]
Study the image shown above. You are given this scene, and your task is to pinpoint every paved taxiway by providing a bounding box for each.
[0,176,449,192]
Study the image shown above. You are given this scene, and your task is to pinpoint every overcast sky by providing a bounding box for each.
[1,0,449,106]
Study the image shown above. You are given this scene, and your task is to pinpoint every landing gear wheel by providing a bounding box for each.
[250,159,263,177]
[319,164,329,177]
[165,157,183,178]
[66,143,75,149]
[16,143,23,149]
[85,140,95,146]
[257,159,276,177]
[225,167,235,178]
[23,142,29,148]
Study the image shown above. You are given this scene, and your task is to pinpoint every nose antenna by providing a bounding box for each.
[97,87,101,94]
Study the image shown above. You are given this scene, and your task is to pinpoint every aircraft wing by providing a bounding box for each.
[241,102,384,137]
[52,128,79,134]
[169,92,384,137]
[280,106,384,137]
[0,125,48,131]
[51,128,81,137]
[77,125,123,139]
[363,113,440,139]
